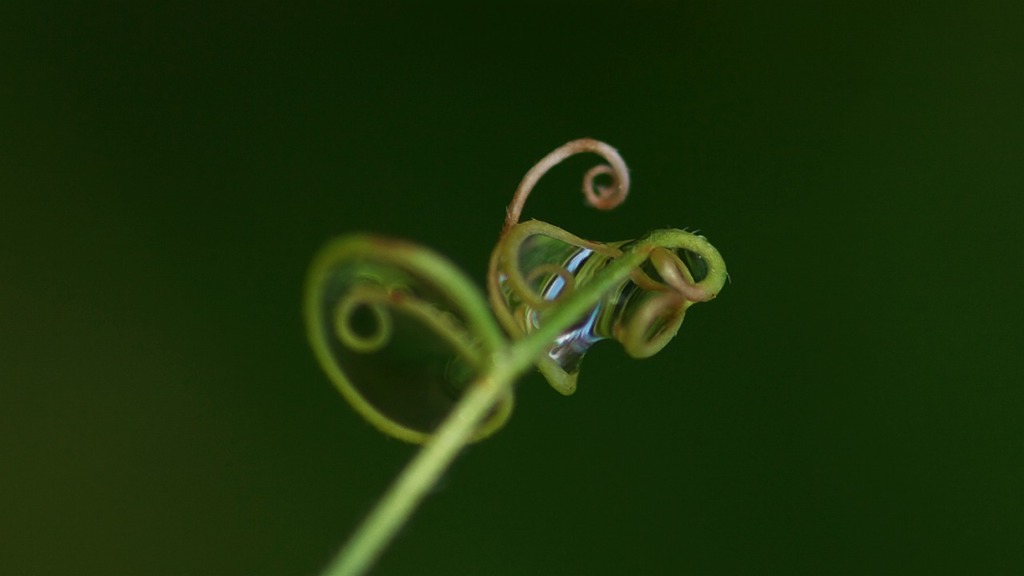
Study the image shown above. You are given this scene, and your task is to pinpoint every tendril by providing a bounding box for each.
[305,235,512,443]
[335,287,393,353]
[502,138,631,235]
[647,247,712,303]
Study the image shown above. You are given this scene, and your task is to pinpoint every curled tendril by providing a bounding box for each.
[306,235,512,444]
[487,140,727,397]
[649,247,713,302]
[502,138,630,235]
[614,230,727,358]
[335,288,392,353]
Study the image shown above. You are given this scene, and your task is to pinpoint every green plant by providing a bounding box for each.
[305,139,728,575]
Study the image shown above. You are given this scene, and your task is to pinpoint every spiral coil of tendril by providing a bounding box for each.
[487,139,728,396]
[306,236,512,444]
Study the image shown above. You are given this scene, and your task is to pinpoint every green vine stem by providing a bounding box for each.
[306,140,728,575]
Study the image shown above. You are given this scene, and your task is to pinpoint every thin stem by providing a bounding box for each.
[318,368,515,576]
[319,246,652,576]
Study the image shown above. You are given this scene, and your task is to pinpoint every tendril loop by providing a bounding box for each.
[306,236,512,444]
[335,289,392,353]
[502,138,630,234]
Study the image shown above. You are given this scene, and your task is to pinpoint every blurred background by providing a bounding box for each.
[2,2,1022,574]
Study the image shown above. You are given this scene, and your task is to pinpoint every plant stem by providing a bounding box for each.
[318,367,516,576]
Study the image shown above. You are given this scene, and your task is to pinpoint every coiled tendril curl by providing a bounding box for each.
[502,138,630,235]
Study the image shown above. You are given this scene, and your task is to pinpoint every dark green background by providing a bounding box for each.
[3,3,1022,574]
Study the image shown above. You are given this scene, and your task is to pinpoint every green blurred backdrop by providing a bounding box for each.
[2,2,1022,574]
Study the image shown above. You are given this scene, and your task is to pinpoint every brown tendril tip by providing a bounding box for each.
[502,139,631,235]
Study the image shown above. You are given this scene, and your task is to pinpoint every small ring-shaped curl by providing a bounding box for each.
[502,139,631,235]
[335,289,392,353]
[582,164,624,210]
